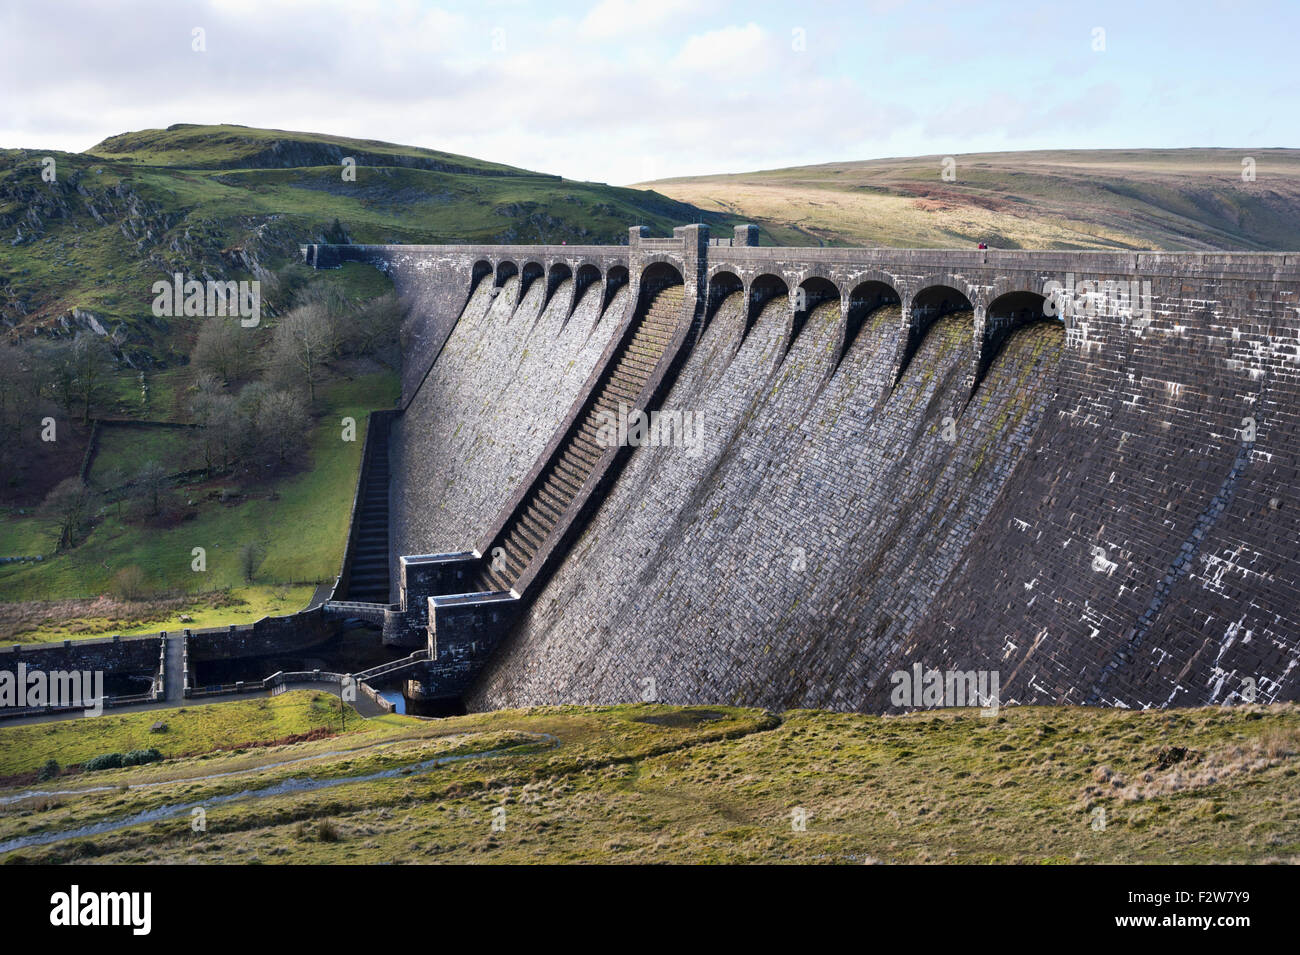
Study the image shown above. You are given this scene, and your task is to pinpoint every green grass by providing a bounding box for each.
[0,511,57,557]
[303,260,400,302]
[86,123,536,175]
[0,369,398,601]
[99,366,199,422]
[2,703,1297,864]
[4,584,316,644]
[0,690,373,776]
[89,425,195,484]
[109,585,315,635]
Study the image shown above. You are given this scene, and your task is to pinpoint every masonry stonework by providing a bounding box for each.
[305,230,1300,711]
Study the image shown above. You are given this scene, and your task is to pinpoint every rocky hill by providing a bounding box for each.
[0,124,725,364]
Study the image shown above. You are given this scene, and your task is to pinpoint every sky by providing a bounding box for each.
[1,0,1296,185]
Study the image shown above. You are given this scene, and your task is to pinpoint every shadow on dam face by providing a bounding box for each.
[459,296,1067,713]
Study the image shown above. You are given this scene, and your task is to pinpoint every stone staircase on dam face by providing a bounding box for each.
[343,420,391,603]
[473,284,686,594]
[384,281,692,702]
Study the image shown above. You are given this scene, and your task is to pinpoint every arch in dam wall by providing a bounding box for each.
[637,261,686,317]
[573,263,602,319]
[982,271,1056,303]
[789,276,841,359]
[745,273,790,340]
[895,283,975,386]
[843,277,903,368]
[494,260,518,287]
[845,268,905,296]
[516,261,545,316]
[904,274,980,312]
[602,264,630,319]
[470,259,493,297]
[639,260,684,288]
[977,290,1060,390]
[637,251,687,277]
[630,258,688,336]
[541,262,573,325]
[704,269,744,334]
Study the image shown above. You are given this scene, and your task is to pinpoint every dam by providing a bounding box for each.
[296,224,1300,713]
[8,223,1295,721]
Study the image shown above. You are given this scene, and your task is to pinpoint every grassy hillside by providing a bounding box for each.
[0,123,732,360]
[87,124,537,175]
[0,368,398,603]
[2,702,1296,864]
[640,148,1300,250]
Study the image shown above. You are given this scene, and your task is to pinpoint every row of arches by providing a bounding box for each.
[703,269,1062,393]
[470,258,637,326]
[465,255,1062,394]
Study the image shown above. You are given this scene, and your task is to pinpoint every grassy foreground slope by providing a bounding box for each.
[0,691,369,778]
[640,148,1300,250]
[2,702,1296,864]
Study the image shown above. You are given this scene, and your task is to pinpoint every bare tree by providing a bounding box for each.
[343,292,405,360]
[189,374,237,472]
[255,389,310,464]
[132,460,169,517]
[268,303,335,402]
[194,391,241,471]
[192,317,247,383]
[232,380,273,459]
[239,541,267,583]
[68,335,115,424]
[35,339,78,416]
[42,478,97,551]
[111,565,150,600]
[0,346,33,436]
[17,339,51,410]
[235,379,273,419]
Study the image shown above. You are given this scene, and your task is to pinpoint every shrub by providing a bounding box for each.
[296,818,342,842]
[130,460,170,518]
[121,747,163,767]
[36,759,59,781]
[82,753,123,772]
[192,317,247,383]
[82,748,162,772]
[110,565,150,601]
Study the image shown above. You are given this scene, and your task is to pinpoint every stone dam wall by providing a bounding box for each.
[391,262,626,572]
[306,229,1300,711]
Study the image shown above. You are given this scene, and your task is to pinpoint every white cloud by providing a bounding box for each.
[670,23,768,74]
[0,0,1288,186]
[578,0,702,39]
